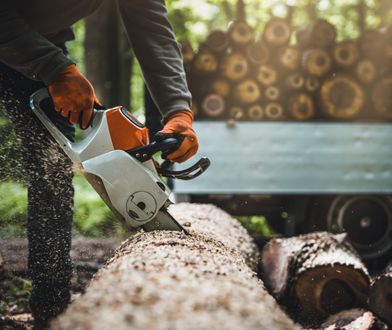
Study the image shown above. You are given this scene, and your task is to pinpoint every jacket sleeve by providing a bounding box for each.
[0,1,73,85]
[118,0,192,119]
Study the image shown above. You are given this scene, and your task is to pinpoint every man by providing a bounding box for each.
[0,0,198,328]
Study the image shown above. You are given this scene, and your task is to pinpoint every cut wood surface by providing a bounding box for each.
[52,204,299,330]
[321,308,388,330]
[261,232,370,323]
[369,271,392,326]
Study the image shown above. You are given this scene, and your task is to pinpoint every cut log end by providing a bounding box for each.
[333,40,359,68]
[279,46,300,70]
[263,18,292,47]
[257,64,278,86]
[193,49,218,74]
[246,41,270,66]
[228,20,255,46]
[369,272,392,326]
[221,52,249,81]
[201,94,226,118]
[234,79,261,104]
[265,102,284,120]
[302,48,332,77]
[247,104,264,121]
[205,30,230,54]
[289,93,315,120]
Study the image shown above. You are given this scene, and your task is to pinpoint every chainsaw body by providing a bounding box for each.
[30,88,210,231]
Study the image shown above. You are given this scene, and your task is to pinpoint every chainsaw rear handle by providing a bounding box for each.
[127,137,182,162]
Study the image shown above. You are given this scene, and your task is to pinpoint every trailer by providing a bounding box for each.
[174,121,392,267]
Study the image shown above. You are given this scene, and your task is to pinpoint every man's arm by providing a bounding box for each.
[118,0,192,119]
[0,1,73,85]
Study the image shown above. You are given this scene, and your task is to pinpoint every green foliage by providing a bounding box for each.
[0,272,32,316]
[237,215,275,237]
[0,177,129,239]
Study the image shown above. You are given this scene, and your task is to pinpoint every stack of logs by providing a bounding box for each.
[181,15,392,122]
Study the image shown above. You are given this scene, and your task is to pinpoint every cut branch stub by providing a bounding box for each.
[371,77,392,120]
[261,232,370,323]
[262,18,292,47]
[221,52,249,81]
[320,75,364,119]
[369,271,392,326]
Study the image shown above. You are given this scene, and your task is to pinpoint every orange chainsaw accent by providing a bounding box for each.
[106,106,149,151]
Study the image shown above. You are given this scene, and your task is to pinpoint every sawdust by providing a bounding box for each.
[52,204,299,330]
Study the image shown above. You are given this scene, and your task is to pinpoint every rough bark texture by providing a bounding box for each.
[52,204,299,330]
[261,232,370,324]
[369,271,392,326]
[321,308,388,330]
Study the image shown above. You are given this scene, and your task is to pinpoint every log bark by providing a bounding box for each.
[321,308,388,330]
[52,204,299,330]
[369,271,392,326]
[261,232,370,324]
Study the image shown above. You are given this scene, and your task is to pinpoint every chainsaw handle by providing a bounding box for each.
[159,157,211,180]
[127,137,181,162]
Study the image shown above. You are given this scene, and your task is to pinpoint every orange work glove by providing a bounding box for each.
[154,110,199,163]
[48,64,100,129]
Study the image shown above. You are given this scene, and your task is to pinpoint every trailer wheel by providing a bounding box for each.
[327,195,392,260]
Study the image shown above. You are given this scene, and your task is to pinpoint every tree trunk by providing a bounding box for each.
[52,204,299,330]
[84,1,132,108]
[261,232,370,324]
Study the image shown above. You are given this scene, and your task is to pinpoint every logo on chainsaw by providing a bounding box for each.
[126,192,157,223]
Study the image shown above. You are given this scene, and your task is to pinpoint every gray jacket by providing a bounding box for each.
[0,0,191,117]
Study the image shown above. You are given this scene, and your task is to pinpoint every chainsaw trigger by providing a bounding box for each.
[158,157,211,180]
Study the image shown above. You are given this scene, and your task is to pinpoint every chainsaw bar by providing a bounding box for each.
[142,208,187,234]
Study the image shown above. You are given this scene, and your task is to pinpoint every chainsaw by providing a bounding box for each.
[30,88,210,233]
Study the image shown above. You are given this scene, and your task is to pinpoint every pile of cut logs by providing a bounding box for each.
[181,12,392,122]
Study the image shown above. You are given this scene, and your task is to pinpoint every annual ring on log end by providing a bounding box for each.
[221,53,249,81]
[234,80,261,104]
[263,18,291,47]
[247,105,264,120]
[246,41,270,66]
[333,40,359,68]
[356,60,377,84]
[372,78,392,120]
[289,93,315,121]
[228,20,254,46]
[202,94,225,118]
[265,86,280,101]
[279,46,300,70]
[265,102,284,120]
[193,49,218,74]
[321,75,364,119]
[257,64,278,86]
[303,48,332,77]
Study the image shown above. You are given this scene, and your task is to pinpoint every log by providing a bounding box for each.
[265,102,284,120]
[210,78,231,98]
[371,77,392,120]
[257,64,278,86]
[278,46,300,71]
[333,40,360,68]
[205,30,230,54]
[262,18,291,47]
[245,41,270,66]
[247,104,264,121]
[179,40,194,68]
[302,48,332,77]
[261,232,370,323]
[320,74,364,119]
[369,271,392,326]
[192,48,219,75]
[52,204,299,330]
[228,20,255,47]
[296,19,337,49]
[286,72,305,91]
[201,94,226,118]
[265,86,281,101]
[221,52,249,81]
[356,59,377,84]
[359,29,385,62]
[305,76,320,93]
[321,309,388,330]
[288,93,315,121]
[233,79,261,104]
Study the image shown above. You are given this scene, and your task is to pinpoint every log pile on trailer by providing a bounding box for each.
[181,1,392,122]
